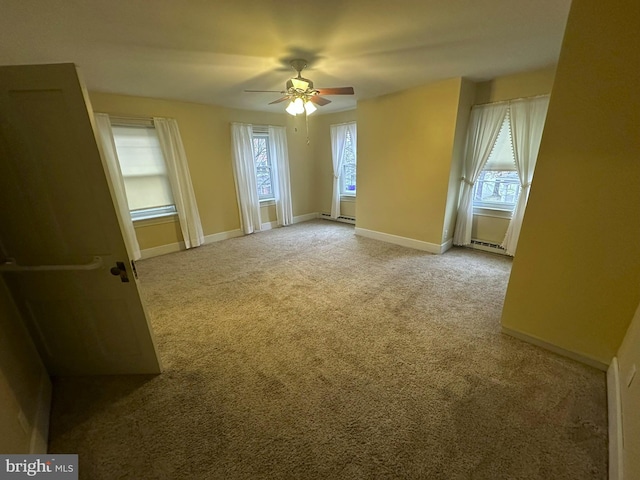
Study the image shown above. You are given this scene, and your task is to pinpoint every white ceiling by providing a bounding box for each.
[0,0,572,114]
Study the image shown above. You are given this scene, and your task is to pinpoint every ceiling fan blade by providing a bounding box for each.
[245,89,284,93]
[269,96,290,105]
[315,87,355,95]
[309,96,331,106]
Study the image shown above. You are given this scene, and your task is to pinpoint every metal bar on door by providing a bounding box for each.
[0,256,103,272]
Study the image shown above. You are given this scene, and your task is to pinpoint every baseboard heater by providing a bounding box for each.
[470,239,507,254]
[320,213,356,225]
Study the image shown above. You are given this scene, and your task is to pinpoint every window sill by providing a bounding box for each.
[132,212,178,226]
[259,199,276,207]
[340,195,356,202]
[473,207,513,220]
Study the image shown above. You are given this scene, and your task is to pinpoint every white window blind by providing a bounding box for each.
[112,125,176,219]
[483,115,515,171]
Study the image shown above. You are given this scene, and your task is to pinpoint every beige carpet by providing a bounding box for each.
[48,220,607,479]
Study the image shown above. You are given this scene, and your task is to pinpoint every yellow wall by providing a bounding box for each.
[471,67,556,245]
[0,277,49,453]
[89,92,315,250]
[133,217,184,250]
[475,66,556,104]
[356,78,465,245]
[260,203,277,224]
[617,298,640,477]
[472,215,511,245]
[501,0,640,365]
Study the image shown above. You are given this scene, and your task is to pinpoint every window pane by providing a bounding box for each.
[253,135,274,200]
[112,125,175,213]
[343,164,356,192]
[340,127,357,194]
[474,170,521,209]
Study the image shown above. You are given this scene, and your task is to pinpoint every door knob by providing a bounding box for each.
[110,261,130,282]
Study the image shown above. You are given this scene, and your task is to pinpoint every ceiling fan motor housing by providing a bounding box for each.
[286,77,314,93]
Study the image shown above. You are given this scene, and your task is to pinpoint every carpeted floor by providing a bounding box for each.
[48,220,607,479]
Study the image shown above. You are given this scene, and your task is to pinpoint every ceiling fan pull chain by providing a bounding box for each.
[305,113,310,145]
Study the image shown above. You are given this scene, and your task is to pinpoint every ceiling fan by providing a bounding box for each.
[245,59,355,116]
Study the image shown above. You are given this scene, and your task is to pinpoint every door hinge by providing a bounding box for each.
[131,260,138,280]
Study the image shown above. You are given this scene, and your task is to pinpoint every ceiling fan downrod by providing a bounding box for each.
[290,59,308,76]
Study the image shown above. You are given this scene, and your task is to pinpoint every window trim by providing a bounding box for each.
[472,206,514,219]
[130,205,178,222]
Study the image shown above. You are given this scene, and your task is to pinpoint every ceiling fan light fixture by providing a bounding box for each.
[304,100,317,115]
[286,97,305,116]
[293,97,305,114]
[285,100,298,116]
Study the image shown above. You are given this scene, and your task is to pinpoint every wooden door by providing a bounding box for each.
[0,63,161,375]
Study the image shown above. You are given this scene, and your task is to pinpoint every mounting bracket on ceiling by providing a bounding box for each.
[290,59,308,75]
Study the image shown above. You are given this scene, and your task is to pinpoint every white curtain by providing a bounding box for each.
[453,103,509,246]
[231,123,262,234]
[268,126,294,226]
[330,123,351,219]
[153,117,204,249]
[501,96,550,255]
[94,113,141,260]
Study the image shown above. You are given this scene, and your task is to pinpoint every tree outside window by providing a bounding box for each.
[341,128,356,195]
[253,134,274,201]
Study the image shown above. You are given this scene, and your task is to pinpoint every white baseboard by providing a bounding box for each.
[354,227,451,254]
[260,221,278,231]
[607,357,624,480]
[260,213,320,231]
[294,212,320,224]
[319,213,356,225]
[501,326,609,371]
[140,228,244,259]
[203,229,243,244]
[140,241,184,259]
[139,215,322,259]
[30,372,51,453]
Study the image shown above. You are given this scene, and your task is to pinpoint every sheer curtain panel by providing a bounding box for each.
[153,117,204,249]
[231,123,262,234]
[501,96,550,255]
[453,103,509,246]
[268,126,294,226]
[94,113,141,260]
[330,123,351,219]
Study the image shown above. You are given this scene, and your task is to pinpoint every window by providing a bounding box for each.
[473,114,520,211]
[111,124,177,221]
[252,130,275,202]
[340,127,357,195]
